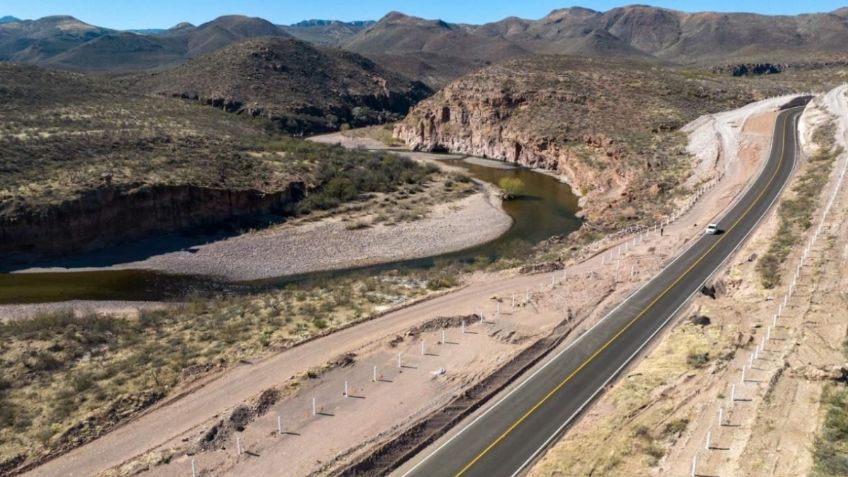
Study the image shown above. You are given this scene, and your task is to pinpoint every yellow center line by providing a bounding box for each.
[453,110,794,476]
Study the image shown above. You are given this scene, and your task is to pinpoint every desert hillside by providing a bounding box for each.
[131,37,431,134]
[394,56,829,228]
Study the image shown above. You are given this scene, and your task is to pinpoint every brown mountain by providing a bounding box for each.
[281,19,374,46]
[132,37,431,134]
[158,14,291,57]
[0,14,291,71]
[337,6,848,86]
[393,55,836,229]
[0,16,110,63]
[343,12,528,61]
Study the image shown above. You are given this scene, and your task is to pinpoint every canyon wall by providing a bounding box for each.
[394,56,791,227]
[0,182,304,259]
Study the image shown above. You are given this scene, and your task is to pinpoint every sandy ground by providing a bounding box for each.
[528,92,848,477]
[22,100,785,477]
[16,188,510,281]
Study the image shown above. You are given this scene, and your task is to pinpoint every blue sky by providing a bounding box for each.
[4,0,847,29]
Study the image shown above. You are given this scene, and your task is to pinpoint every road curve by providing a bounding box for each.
[398,106,804,477]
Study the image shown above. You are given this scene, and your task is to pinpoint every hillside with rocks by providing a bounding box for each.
[394,56,824,228]
[0,63,435,260]
[0,14,291,71]
[131,37,431,134]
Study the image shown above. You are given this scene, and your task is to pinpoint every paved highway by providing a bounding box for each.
[399,106,803,477]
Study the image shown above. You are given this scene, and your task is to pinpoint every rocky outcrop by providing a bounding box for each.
[394,83,630,197]
[394,56,791,227]
[0,182,304,259]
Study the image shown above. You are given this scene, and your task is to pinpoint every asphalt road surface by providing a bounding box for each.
[399,106,804,477]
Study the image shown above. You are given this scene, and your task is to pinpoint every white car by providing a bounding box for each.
[705,223,720,235]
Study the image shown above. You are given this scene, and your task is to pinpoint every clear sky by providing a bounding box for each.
[4,0,847,30]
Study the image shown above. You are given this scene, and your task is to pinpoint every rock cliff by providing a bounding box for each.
[395,56,792,228]
[0,183,304,260]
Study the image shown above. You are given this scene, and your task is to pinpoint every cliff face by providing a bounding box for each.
[0,182,304,259]
[394,84,630,196]
[395,56,791,227]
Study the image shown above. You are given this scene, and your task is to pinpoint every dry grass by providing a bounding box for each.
[0,269,460,470]
[528,320,723,476]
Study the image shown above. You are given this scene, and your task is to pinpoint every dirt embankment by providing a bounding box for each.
[528,90,848,477]
[0,182,303,261]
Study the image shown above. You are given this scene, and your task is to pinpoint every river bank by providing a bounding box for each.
[12,184,510,282]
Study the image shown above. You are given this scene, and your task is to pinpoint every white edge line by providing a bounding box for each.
[510,108,802,476]
[399,107,802,477]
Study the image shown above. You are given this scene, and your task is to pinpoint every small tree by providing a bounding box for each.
[498,177,525,200]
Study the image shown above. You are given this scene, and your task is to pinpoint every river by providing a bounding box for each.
[0,157,581,304]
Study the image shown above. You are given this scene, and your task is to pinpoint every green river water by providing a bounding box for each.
[0,158,581,304]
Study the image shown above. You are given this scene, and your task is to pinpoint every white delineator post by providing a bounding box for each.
[397,353,402,368]
[236,437,242,456]
[691,454,697,477]
[344,380,349,398]
[496,302,500,316]
[512,294,516,308]
[373,366,377,382]
[705,429,711,450]
[312,397,317,416]
[421,340,426,356]
[731,384,737,402]
[718,407,724,427]
[442,329,446,345]
[192,459,197,477]
[277,415,283,436]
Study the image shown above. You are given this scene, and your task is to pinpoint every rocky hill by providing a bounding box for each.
[394,56,816,228]
[281,19,374,46]
[131,37,431,134]
[345,7,848,65]
[0,14,291,71]
[0,63,433,260]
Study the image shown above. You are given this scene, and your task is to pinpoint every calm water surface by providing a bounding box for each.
[0,158,581,304]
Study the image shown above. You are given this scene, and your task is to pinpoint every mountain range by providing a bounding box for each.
[3,6,848,77]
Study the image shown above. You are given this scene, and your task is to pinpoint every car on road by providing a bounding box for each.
[705,223,720,235]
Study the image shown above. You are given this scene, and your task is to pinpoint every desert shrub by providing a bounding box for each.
[662,418,689,437]
[427,275,458,290]
[686,351,710,368]
[813,384,848,475]
[498,177,525,199]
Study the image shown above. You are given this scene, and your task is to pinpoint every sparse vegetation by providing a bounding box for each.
[757,118,839,289]
[686,351,710,368]
[813,384,848,476]
[0,270,451,469]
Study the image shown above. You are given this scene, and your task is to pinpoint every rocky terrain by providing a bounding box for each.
[131,37,431,134]
[393,55,846,229]
[0,15,292,71]
[280,19,374,46]
[5,6,848,87]
[0,63,436,260]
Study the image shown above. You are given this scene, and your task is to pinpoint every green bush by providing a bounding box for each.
[814,385,848,475]
[498,177,525,199]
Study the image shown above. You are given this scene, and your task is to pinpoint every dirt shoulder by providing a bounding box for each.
[528,95,848,477]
